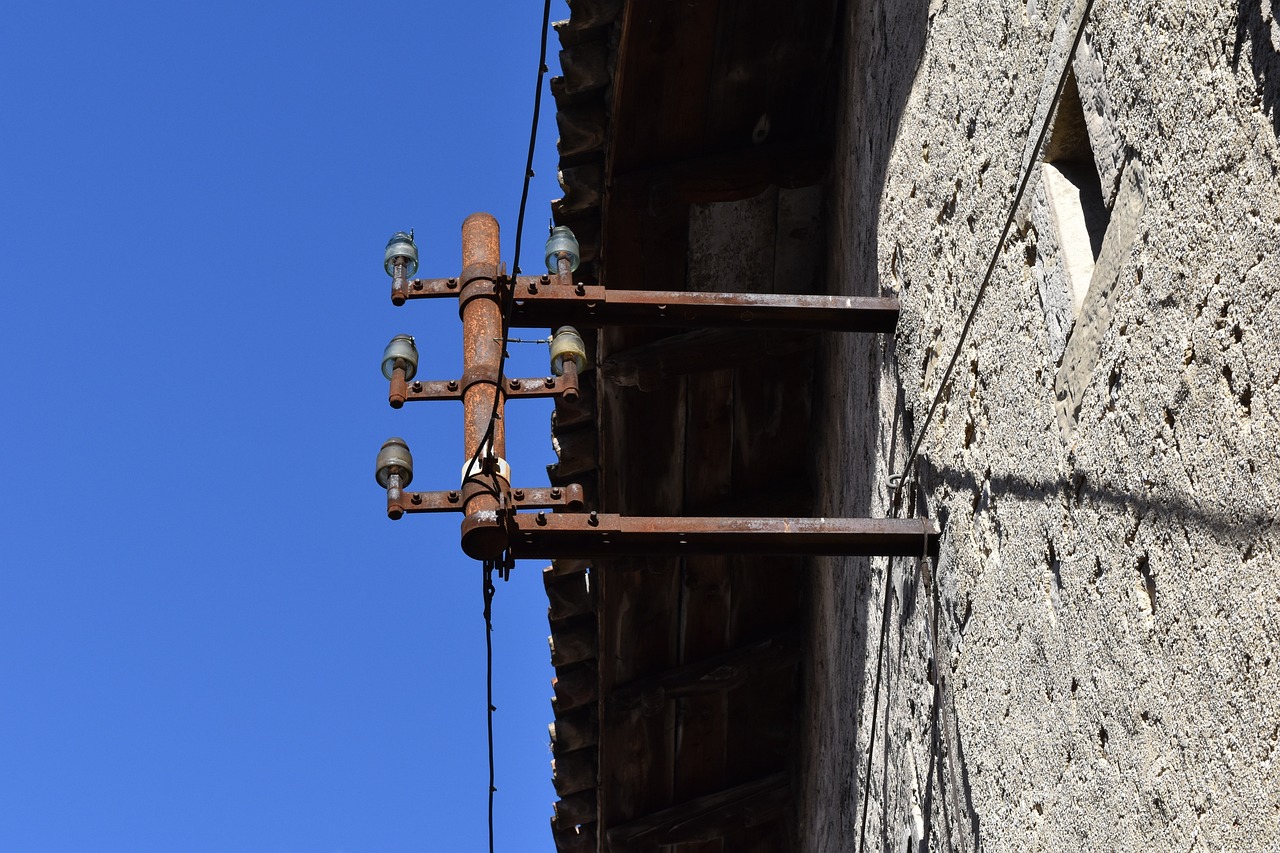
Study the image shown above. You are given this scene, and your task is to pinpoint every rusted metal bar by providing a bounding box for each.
[388,365,409,408]
[458,213,508,558]
[487,513,938,560]
[388,484,585,517]
[397,276,460,301]
[399,275,899,333]
[394,373,576,405]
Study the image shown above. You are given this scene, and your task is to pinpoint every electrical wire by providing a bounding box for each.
[889,0,1095,499]
[473,4,555,852]
[483,561,497,853]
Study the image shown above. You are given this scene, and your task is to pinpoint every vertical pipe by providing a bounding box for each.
[459,213,508,558]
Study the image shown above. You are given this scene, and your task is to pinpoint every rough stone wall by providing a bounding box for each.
[800,0,1280,850]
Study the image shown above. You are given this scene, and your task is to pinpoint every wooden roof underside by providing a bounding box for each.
[545,1,842,850]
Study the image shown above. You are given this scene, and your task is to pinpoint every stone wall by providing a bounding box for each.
[800,0,1280,849]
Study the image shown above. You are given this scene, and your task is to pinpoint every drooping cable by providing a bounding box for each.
[889,0,1095,498]
[483,560,497,853]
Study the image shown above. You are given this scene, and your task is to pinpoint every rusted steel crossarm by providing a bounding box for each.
[396,277,461,301]
[390,484,584,517]
[504,514,939,558]
[503,284,900,332]
[396,375,574,404]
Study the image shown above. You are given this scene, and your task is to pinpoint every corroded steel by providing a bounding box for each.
[393,373,577,405]
[458,213,507,558]
[399,275,900,333]
[388,483,585,518]
[499,513,939,559]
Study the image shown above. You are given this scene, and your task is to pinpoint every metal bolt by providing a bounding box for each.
[510,378,520,390]
[527,282,538,294]
[575,283,586,296]
[411,494,422,505]
[447,491,460,503]
[412,381,423,392]
[588,510,599,527]
[447,380,459,391]
[412,281,423,290]
[513,489,525,501]
[447,278,458,289]
[536,511,548,526]
[545,376,555,388]
[550,487,561,499]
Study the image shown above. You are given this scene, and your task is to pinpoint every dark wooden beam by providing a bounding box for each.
[611,142,829,205]
[607,631,801,716]
[605,772,790,848]
[553,747,598,797]
[545,566,596,623]
[553,662,598,713]
[602,328,816,387]
[550,705,598,754]
[550,620,598,668]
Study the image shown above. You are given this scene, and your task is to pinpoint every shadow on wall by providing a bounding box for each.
[1233,0,1280,137]
[925,463,1278,538]
[805,0,931,851]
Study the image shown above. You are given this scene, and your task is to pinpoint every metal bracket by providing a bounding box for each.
[455,507,940,561]
[389,483,586,517]
[391,373,579,406]
[399,275,899,333]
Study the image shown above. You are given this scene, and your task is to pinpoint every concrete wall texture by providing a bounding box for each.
[800,0,1280,849]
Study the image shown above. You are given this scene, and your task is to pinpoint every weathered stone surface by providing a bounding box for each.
[801,0,1280,849]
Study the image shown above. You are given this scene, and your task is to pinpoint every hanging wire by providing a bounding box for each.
[482,560,498,853]
[889,0,1095,500]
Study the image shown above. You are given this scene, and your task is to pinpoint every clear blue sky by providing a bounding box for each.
[1,2,571,850]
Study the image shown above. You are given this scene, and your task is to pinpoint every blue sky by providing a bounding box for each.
[1,2,571,849]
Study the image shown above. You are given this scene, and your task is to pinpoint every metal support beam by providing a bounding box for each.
[400,276,899,333]
[388,484,585,517]
[454,511,938,560]
[392,372,579,406]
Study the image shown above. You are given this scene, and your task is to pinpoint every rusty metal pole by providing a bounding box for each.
[458,213,509,559]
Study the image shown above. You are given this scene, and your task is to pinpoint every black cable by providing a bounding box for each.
[890,0,1095,498]
[513,0,554,277]
[483,560,497,853]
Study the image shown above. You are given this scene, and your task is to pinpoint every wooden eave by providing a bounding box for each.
[544,1,842,850]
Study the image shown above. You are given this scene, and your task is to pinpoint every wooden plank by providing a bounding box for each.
[554,791,598,829]
[553,747,598,797]
[608,0,720,176]
[605,772,791,848]
[553,662,598,713]
[550,705,598,754]
[545,566,596,622]
[550,620,597,668]
[607,631,801,715]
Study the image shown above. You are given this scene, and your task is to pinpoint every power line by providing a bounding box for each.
[477,3,555,852]
[890,0,1095,499]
